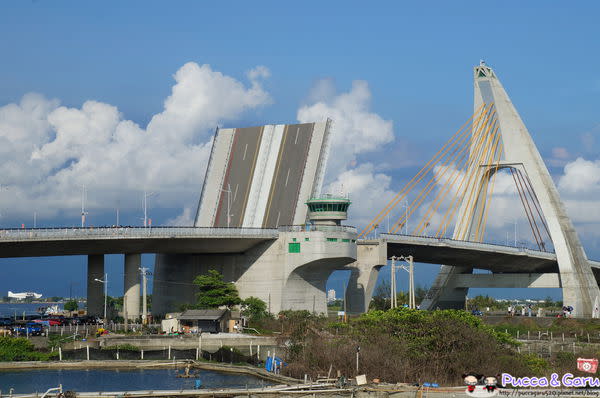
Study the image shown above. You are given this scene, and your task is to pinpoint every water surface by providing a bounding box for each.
[0,368,272,393]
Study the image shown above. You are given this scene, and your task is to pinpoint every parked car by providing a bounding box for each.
[13,323,44,336]
[33,318,61,326]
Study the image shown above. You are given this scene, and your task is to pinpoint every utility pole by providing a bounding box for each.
[140,267,150,324]
[396,255,416,309]
[343,284,347,322]
[33,212,37,228]
[390,256,397,309]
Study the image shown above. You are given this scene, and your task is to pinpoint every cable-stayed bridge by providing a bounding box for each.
[1,62,598,317]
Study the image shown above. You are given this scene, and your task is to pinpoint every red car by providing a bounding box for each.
[33,318,61,326]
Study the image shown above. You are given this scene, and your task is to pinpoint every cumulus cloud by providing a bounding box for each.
[327,163,396,228]
[166,206,195,226]
[558,157,600,194]
[297,79,396,227]
[298,79,394,181]
[0,62,271,223]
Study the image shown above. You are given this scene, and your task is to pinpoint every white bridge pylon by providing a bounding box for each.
[428,62,600,317]
[360,62,600,317]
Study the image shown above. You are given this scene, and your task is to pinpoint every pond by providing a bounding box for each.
[0,368,273,393]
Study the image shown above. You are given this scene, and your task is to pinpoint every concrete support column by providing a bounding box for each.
[87,255,104,317]
[124,254,141,320]
[346,264,382,313]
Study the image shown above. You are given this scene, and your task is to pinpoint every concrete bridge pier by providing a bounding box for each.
[345,241,387,313]
[87,254,104,317]
[124,254,141,319]
[152,229,357,316]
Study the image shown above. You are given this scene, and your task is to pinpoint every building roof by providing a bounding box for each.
[178,309,229,321]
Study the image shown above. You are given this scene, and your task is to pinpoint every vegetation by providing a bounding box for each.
[0,337,56,361]
[241,296,271,322]
[64,299,78,312]
[193,270,241,309]
[278,308,533,384]
[369,280,429,310]
[101,344,140,351]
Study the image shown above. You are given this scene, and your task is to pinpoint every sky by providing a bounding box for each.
[1,1,600,302]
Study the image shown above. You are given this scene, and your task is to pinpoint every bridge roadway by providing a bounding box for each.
[374,233,600,272]
[1,228,599,271]
[0,227,278,258]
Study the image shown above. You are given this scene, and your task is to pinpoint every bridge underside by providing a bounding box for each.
[0,237,275,258]
[386,241,559,273]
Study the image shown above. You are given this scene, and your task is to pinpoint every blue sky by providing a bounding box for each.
[1,1,600,301]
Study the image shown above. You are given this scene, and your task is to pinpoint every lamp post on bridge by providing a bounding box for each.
[143,191,157,228]
[81,185,88,227]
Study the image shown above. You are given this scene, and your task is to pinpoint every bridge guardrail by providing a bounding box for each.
[0,226,279,241]
[278,225,357,234]
[379,233,557,258]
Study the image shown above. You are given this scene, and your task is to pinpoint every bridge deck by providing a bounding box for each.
[0,227,278,257]
[369,234,600,272]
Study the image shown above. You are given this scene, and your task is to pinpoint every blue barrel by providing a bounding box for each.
[194,379,202,389]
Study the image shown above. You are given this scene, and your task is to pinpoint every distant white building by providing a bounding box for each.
[8,291,42,300]
[327,289,336,302]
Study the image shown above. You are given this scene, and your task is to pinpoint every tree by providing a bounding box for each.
[193,270,241,309]
[370,280,391,310]
[241,296,270,320]
[64,300,78,312]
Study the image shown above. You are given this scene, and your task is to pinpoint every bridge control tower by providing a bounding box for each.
[306,194,351,226]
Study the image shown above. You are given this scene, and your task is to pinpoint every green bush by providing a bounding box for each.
[101,343,140,351]
[0,337,56,361]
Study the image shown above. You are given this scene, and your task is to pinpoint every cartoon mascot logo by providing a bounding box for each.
[463,373,499,397]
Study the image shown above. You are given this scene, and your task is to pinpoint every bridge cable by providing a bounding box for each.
[510,168,543,250]
[359,103,488,238]
[435,111,498,238]
[390,109,490,234]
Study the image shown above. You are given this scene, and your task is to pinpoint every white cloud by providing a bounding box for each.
[558,157,600,194]
[297,79,396,228]
[326,163,396,228]
[0,62,271,222]
[297,80,394,182]
[166,206,195,226]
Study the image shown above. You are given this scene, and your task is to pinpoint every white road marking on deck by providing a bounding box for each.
[233,184,239,202]
[276,212,281,227]
[285,168,290,186]
[294,128,299,144]
[242,143,248,160]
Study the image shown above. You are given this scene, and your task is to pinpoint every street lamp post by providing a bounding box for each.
[139,267,151,324]
[81,185,88,227]
[94,274,108,325]
[403,200,409,235]
[143,191,156,227]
